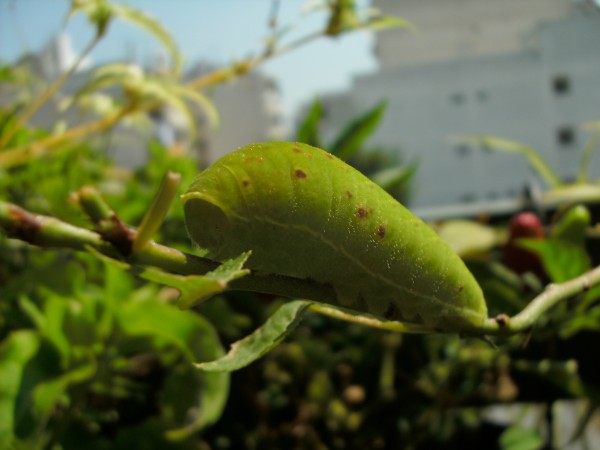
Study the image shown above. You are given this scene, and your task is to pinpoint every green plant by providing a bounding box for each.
[3,1,600,449]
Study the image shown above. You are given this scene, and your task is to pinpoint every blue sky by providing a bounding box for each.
[0,0,380,120]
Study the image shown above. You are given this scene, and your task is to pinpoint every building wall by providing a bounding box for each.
[198,72,285,165]
[373,0,570,68]
[332,8,600,212]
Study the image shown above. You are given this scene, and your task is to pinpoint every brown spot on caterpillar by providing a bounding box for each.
[307,153,313,158]
[346,191,353,199]
[258,157,264,163]
[384,302,399,320]
[325,153,334,160]
[242,180,251,187]
[292,146,302,153]
[295,169,307,178]
[357,207,369,218]
[457,284,464,293]
[377,224,386,238]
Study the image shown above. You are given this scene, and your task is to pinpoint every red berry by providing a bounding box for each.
[503,212,545,277]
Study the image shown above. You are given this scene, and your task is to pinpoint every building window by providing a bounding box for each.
[552,75,570,95]
[459,193,476,203]
[449,92,465,105]
[556,126,576,147]
[454,144,471,157]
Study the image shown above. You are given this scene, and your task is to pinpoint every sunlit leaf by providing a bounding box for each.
[361,14,414,31]
[75,63,145,98]
[462,135,562,188]
[196,300,312,372]
[542,184,600,208]
[499,425,543,450]
[435,220,500,258]
[110,2,183,73]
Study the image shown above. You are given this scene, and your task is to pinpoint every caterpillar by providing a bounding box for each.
[182,142,487,332]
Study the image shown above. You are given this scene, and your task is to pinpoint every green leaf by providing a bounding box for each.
[0,331,40,444]
[296,98,323,147]
[330,101,387,161]
[88,246,250,309]
[550,205,591,247]
[435,220,500,258]
[19,296,71,360]
[370,163,416,193]
[117,299,228,438]
[76,63,144,98]
[499,425,543,450]
[140,252,251,309]
[517,238,591,283]
[542,183,600,208]
[463,135,562,188]
[196,300,312,372]
[362,14,414,32]
[31,362,96,421]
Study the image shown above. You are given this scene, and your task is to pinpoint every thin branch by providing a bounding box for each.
[0,29,325,168]
[133,171,182,253]
[186,30,323,91]
[0,104,134,168]
[0,200,337,305]
[479,266,600,335]
[4,200,599,337]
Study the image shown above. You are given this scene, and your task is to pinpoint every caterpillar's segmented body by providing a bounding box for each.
[182,142,487,332]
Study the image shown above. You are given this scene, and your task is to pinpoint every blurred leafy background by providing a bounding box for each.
[1,1,600,449]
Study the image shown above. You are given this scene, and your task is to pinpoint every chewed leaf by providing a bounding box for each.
[87,246,250,309]
[140,252,251,309]
[196,300,312,372]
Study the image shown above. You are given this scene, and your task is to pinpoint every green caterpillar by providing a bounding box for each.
[182,142,487,332]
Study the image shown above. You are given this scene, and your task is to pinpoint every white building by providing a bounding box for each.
[315,0,600,217]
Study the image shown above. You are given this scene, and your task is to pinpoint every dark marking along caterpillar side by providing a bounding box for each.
[182,142,487,332]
